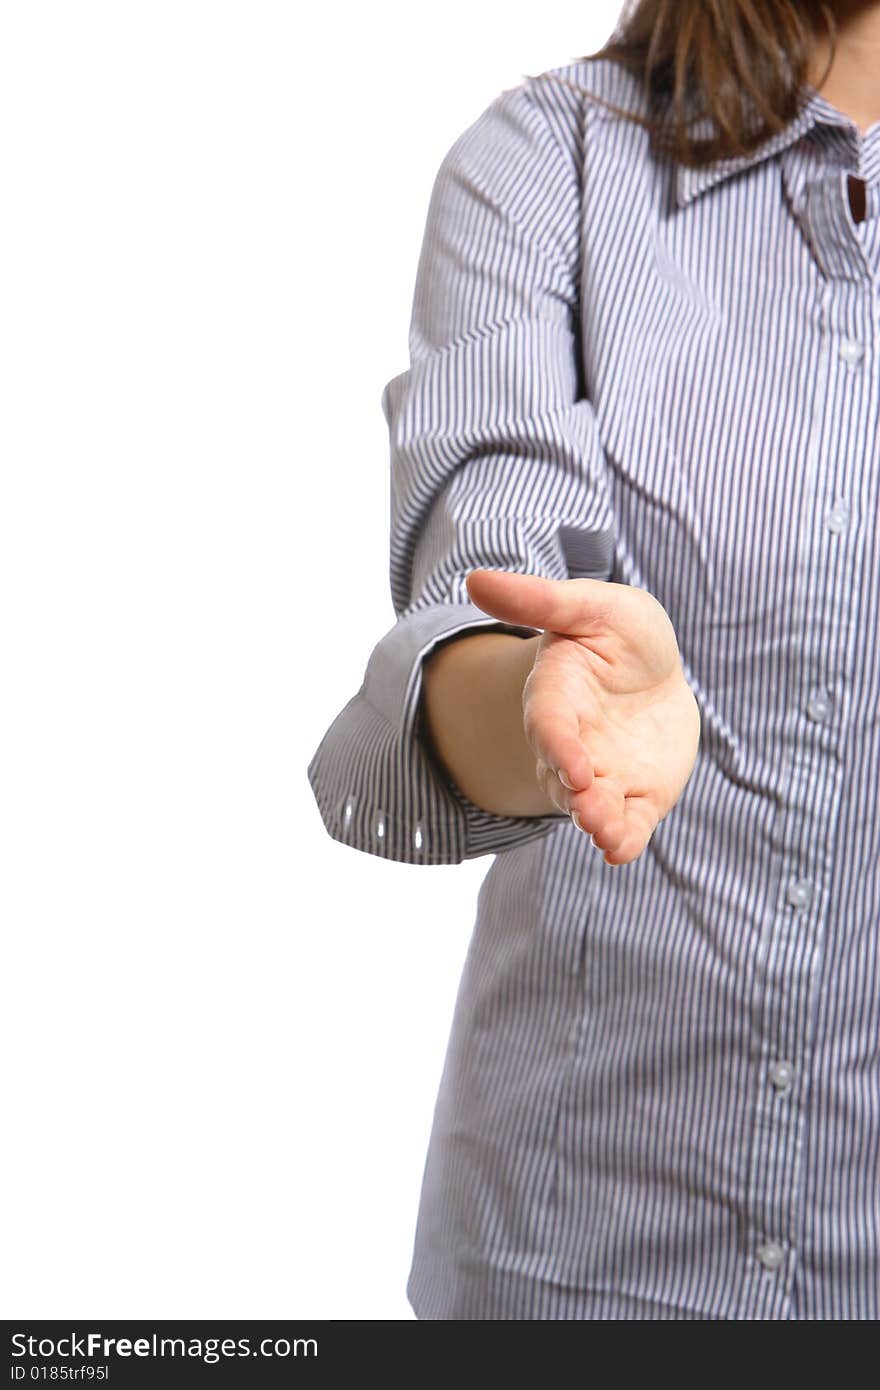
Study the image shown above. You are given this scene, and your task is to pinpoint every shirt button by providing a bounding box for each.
[787,878,812,909]
[757,1242,785,1272]
[768,1060,795,1092]
[839,338,864,365]
[825,501,849,533]
[806,691,832,721]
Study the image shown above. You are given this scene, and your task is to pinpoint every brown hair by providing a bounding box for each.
[528,0,839,169]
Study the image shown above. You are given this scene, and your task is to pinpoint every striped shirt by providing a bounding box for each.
[306,57,880,1319]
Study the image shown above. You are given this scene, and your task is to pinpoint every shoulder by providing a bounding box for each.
[485,56,654,179]
[522,56,651,129]
[434,58,654,216]
[447,58,649,169]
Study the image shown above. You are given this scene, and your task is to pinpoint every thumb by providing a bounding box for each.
[465,567,614,637]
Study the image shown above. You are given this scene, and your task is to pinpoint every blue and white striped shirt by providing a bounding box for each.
[307,57,880,1319]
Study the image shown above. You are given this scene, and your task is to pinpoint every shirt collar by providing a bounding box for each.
[675,84,873,209]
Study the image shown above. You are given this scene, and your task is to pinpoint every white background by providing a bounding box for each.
[1,1,621,1319]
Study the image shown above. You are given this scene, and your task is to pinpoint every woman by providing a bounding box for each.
[307,0,880,1318]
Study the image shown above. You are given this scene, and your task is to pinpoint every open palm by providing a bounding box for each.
[466,568,702,865]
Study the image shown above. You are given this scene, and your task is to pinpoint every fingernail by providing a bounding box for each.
[570,809,583,832]
[558,768,576,790]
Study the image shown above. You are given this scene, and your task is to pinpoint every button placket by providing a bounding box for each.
[737,138,873,1322]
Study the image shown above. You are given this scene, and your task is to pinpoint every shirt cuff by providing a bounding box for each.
[306,601,567,865]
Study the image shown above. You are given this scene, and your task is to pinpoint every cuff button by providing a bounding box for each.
[340,794,356,835]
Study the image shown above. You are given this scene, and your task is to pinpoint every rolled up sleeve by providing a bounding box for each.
[306,74,615,865]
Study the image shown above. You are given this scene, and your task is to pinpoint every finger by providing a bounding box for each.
[534,758,570,814]
[589,808,628,854]
[523,687,596,793]
[569,775,626,842]
[601,798,658,865]
[465,568,615,638]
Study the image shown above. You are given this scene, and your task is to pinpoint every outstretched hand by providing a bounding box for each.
[465,568,701,865]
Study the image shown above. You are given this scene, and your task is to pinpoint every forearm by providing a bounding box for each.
[420,630,563,818]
